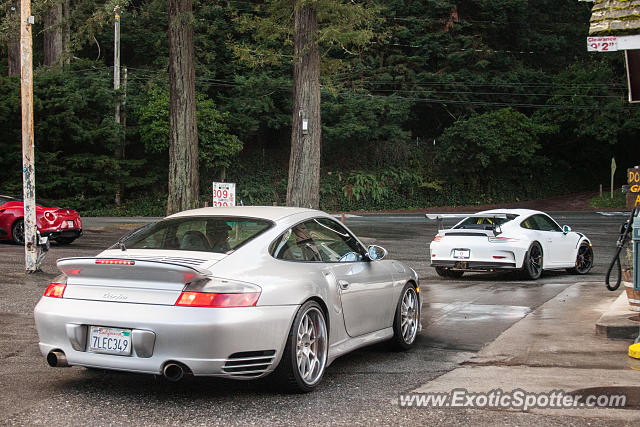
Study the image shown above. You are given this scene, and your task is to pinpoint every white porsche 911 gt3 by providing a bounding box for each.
[427,209,593,279]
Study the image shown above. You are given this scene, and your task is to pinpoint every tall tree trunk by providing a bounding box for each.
[7,1,20,76]
[43,1,63,66]
[167,0,199,215]
[286,0,321,209]
[62,0,70,66]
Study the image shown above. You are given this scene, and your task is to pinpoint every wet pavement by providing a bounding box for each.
[0,211,633,425]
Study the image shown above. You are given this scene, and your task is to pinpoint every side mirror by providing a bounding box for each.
[367,245,387,261]
[562,225,571,234]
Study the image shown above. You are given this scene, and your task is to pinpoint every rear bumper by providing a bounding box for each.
[431,260,517,270]
[41,229,82,240]
[34,297,297,378]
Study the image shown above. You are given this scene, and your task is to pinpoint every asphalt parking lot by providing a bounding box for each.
[0,211,631,425]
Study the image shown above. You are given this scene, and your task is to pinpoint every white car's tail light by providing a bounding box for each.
[488,236,518,243]
[44,283,66,298]
[175,291,260,307]
[433,235,444,242]
[177,277,262,307]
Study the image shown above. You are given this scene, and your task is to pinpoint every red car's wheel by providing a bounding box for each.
[11,219,24,245]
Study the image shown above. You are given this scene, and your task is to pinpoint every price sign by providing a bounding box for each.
[587,36,618,52]
[212,182,236,207]
[628,168,640,207]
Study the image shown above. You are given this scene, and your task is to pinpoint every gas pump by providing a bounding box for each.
[634,214,640,292]
[605,208,637,291]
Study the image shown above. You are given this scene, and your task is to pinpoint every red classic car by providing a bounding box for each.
[0,195,82,245]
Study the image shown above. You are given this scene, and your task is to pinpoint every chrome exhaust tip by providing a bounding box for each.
[162,362,185,382]
[47,350,69,367]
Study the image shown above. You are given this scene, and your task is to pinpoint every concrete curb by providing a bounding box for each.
[595,291,640,340]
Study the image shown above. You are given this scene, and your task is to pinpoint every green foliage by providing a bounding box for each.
[589,191,628,209]
[137,85,243,182]
[436,108,552,194]
[1,0,639,215]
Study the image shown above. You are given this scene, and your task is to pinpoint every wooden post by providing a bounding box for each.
[20,0,38,272]
[600,183,603,198]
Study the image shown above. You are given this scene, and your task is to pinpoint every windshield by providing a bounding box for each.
[118,216,273,254]
[454,214,519,230]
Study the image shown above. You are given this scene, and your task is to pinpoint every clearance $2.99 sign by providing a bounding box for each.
[212,182,236,207]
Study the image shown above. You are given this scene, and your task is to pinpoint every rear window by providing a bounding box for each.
[454,214,519,230]
[119,216,273,253]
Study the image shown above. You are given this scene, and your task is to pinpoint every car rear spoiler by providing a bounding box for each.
[425,213,508,235]
[56,257,211,290]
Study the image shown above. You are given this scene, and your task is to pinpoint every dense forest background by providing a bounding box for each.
[1,0,639,215]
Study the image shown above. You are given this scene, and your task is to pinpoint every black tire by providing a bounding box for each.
[272,300,328,393]
[54,237,76,245]
[447,270,464,279]
[391,283,420,351]
[567,243,593,275]
[435,266,448,277]
[522,242,543,280]
[11,219,24,245]
[435,267,464,279]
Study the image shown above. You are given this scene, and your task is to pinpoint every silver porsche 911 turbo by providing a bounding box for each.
[34,207,421,392]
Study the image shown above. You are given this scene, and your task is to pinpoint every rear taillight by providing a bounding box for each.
[488,236,518,243]
[177,277,261,307]
[95,259,135,265]
[175,291,260,307]
[433,235,444,242]
[44,211,56,222]
[44,283,66,298]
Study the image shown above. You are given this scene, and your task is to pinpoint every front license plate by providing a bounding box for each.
[453,249,470,259]
[67,220,74,227]
[89,326,132,355]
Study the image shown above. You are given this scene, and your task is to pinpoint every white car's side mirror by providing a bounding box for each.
[562,225,571,234]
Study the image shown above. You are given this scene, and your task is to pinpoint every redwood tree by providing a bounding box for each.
[287,1,321,209]
[167,0,199,214]
[43,0,64,66]
[7,0,19,76]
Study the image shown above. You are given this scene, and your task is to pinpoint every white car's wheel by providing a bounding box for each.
[568,242,593,275]
[522,242,543,280]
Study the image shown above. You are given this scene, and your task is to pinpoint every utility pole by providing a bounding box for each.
[20,0,38,272]
[113,7,122,205]
[114,7,121,125]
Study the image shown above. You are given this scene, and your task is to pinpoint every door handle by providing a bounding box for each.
[338,280,350,290]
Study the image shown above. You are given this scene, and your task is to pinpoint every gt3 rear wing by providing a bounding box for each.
[425,213,508,235]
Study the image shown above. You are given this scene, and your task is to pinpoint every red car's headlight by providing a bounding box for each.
[44,211,56,222]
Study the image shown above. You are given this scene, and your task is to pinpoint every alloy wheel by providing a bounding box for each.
[575,244,593,274]
[400,287,419,345]
[295,307,327,385]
